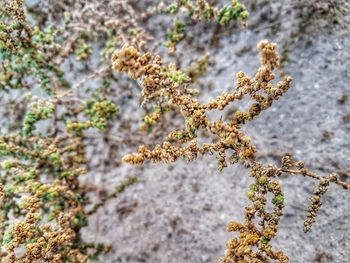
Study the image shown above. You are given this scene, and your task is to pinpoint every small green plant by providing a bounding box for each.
[163,0,249,51]
[67,98,118,132]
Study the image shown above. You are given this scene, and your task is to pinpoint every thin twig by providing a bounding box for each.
[281,168,350,190]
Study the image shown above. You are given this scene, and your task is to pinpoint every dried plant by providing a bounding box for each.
[0,1,135,261]
[112,40,350,262]
[1,0,349,262]
[0,135,105,262]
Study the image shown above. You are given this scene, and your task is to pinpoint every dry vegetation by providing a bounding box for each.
[0,0,349,262]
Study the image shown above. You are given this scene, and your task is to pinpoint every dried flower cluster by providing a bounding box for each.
[112,39,350,262]
[0,1,134,261]
[112,40,291,166]
[0,135,110,262]
[1,0,349,262]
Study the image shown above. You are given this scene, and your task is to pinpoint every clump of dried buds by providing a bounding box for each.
[0,135,108,262]
[1,0,349,262]
[112,40,292,167]
[112,39,350,262]
[0,1,129,261]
